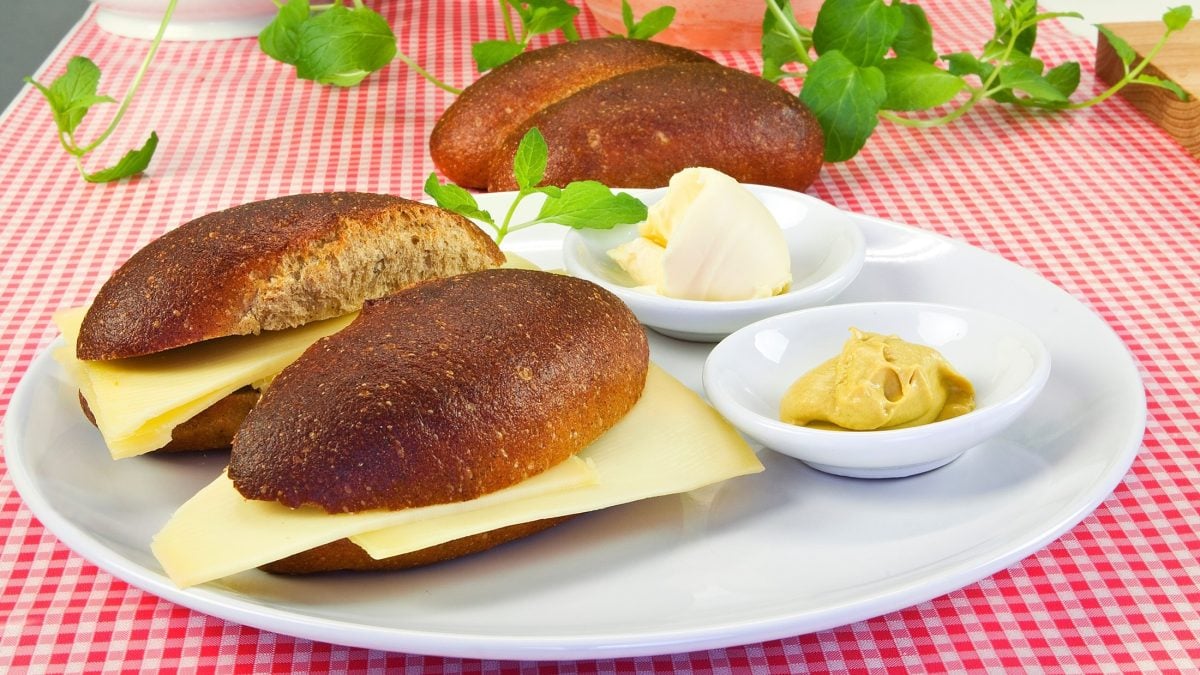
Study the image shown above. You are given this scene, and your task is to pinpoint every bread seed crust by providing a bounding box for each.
[229,269,650,513]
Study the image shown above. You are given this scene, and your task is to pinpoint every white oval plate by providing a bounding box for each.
[4,191,1144,660]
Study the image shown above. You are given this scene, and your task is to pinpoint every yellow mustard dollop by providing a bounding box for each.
[779,328,975,431]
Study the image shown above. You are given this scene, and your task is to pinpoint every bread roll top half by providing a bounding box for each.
[487,62,825,192]
[77,192,504,360]
[430,38,714,189]
[228,268,650,514]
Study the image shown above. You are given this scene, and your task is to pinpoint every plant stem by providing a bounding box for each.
[78,0,177,155]
[496,189,529,244]
[1065,29,1173,109]
[499,0,517,43]
[394,52,462,94]
[765,0,814,67]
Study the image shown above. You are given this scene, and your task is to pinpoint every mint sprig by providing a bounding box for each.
[425,128,647,245]
[763,0,1194,163]
[25,0,176,183]
[622,0,676,40]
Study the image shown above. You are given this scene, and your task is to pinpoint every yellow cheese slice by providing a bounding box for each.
[53,307,356,459]
[153,456,599,588]
[151,365,763,587]
[352,365,760,558]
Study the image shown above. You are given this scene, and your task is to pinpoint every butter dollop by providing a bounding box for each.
[780,328,975,431]
[607,167,791,301]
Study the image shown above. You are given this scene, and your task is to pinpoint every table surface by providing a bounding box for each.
[1,1,1198,672]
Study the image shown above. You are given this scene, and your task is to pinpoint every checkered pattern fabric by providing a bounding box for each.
[1,1,1197,671]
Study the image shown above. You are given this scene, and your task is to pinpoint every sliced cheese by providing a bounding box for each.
[353,365,760,558]
[53,307,356,459]
[153,456,599,588]
[151,365,763,587]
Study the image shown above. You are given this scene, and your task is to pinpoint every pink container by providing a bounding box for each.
[583,0,820,51]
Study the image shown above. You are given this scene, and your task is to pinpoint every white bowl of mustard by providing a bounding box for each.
[702,302,1052,478]
[562,183,865,342]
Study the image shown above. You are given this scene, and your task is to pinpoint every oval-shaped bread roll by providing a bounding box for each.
[486,62,824,192]
[77,192,504,360]
[430,38,713,189]
[229,268,650,514]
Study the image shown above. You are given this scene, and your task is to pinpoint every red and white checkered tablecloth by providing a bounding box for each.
[1,1,1197,671]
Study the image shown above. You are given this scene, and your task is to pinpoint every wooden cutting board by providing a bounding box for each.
[1095,21,1199,159]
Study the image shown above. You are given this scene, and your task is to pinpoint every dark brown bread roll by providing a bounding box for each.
[430,38,714,189]
[229,268,650,515]
[486,62,824,192]
[77,192,504,361]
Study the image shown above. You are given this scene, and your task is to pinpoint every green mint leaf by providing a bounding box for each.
[1132,73,1189,100]
[892,3,937,63]
[761,0,811,83]
[259,0,309,65]
[534,181,647,229]
[799,50,887,162]
[1096,25,1136,68]
[629,6,676,39]
[532,185,563,199]
[472,39,525,72]
[990,0,1037,56]
[513,128,548,191]
[879,57,966,111]
[1043,61,1081,97]
[83,131,158,183]
[998,63,1067,101]
[294,4,396,87]
[622,0,636,32]
[812,0,903,67]
[1013,23,1038,56]
[522,0,580,36]
[27,56,116,135]
[1164,5,1192,31]
[943,51,991,79]
[424,173,496,225]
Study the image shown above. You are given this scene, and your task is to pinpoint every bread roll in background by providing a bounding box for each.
[229,268,650,514]
[77,192,504,361]
[430,38,714,189]
[486,62,824,192]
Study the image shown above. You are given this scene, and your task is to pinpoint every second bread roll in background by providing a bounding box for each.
[430,39,824,193]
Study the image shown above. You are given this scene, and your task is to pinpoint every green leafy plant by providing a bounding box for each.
[259,0,676,91]
[25,0,177,182]
[424,128,648,245]
[259,0,404,88]
[762,0,1194,162]
[621,0,677,40]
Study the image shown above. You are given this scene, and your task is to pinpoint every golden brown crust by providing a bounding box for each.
[229,269,649,513]
[77,193,504,360]
[487,62,825,192]
[430,38,713,189]
[79,388,259,452]
[259,517,570,574]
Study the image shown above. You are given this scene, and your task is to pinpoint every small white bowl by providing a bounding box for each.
[703,302,1052,478]
[562,184,865,342]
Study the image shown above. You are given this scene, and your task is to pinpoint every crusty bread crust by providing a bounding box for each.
[229,268,649,513]
[77,193,504,360]
[487,62,824,192]
[430,38,713,189]
[259,517,569,574]
[79,388,259,452]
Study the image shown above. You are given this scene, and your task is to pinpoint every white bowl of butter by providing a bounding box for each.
[703,302,1052,478]
[562,170,866,341]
